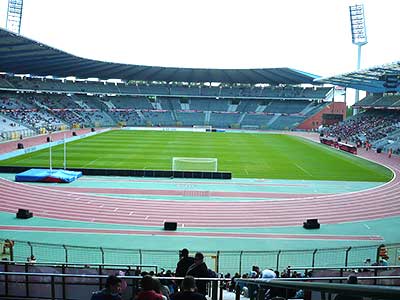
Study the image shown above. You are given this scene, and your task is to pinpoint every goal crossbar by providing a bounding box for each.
[172,157,218,172]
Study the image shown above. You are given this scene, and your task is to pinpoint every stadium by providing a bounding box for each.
[0,1,400,299]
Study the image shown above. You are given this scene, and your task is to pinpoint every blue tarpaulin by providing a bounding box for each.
[15,169,82,183]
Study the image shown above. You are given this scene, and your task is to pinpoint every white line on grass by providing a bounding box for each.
[83,158,100,168]
[295,163,313,177]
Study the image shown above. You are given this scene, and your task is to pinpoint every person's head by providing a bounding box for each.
[194,252,204,265]
[153,278,162,293]
[105,275,122,294]
[347,275,358,284]
[180,248,189,258]
[141,275,154,291]
[181,276,196,292]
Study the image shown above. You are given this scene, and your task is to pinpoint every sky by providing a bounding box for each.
[0,0,399,98]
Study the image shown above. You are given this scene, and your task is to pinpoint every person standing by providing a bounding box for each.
[186,252,209,295]
[175,248,195,280]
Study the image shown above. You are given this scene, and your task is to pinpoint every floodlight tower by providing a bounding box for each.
[6,0,24,35]
[349,4,368,115]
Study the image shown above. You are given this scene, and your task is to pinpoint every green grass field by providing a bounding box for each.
[0,130,393,181]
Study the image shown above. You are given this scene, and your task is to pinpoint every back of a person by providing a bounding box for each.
[136,290,164,300]
[172,291,207,300]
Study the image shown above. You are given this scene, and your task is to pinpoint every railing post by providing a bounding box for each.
[25,263,30,297]
[62,264,66,300]
[51,275,56,300]
[27,241,33,257]
[99,264,103,290]
[312,249,318,267]
[216,251,220,273]
[100,247,104,264]
[139,249,143,266]
[63,245,68,263]
[212,280,218,300]
[345,247,352,267]
[4,262,8,296]
[219,280,224,300]
[276,250,281,271]
[239,251,243,275]
[235,281,241,300]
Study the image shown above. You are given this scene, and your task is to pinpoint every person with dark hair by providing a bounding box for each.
[175,248,195,287]
[171,276,207,300]
[136,275,164,300]
[91,275,122,300]
[186,252,209,295]
[333,275,363,300]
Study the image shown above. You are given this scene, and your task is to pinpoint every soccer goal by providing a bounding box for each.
[192,125,212,132]
[172,157,218,172]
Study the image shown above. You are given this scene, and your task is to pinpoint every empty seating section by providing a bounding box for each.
[269,115,305,130]
[169,85,199,96]
[0,76,335,134]
[372,94,400,107]
[209,112,241,127]
[190,98,229,111]
[241,113,275,128]
[175,111,205,126]
[111,96,152,109]
[236,100,261,112]
[265,100,310,114]
[141,111,175,126]
[109,110,144,126]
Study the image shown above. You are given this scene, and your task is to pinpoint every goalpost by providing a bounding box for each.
[192,125,212,132]
[172,157,218,172]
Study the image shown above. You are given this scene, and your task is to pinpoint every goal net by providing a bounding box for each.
[172,157,218,172]
[192,125,212,132]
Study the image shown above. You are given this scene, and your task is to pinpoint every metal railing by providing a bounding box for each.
[0,272,229,300]
[234,278,400,300]
[2,239,400,274]
[1,272,400,300]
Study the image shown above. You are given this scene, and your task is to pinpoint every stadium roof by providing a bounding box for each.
[0,28,319,85]
[315,61,400,93]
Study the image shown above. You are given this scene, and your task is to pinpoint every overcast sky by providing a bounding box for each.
[1,0,399,79]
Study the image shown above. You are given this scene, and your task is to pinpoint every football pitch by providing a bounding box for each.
[0,130,392,181]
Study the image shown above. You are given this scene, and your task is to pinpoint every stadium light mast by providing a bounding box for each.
[349,4,368,115]
[6,0,24,35]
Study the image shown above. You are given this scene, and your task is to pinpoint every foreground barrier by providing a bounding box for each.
[2,240,400,274]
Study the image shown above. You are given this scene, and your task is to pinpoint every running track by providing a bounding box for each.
[1,132,400,229]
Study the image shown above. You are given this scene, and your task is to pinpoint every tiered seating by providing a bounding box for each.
[111,96,153,109]
[209,112,241,128]
[265,100,309,114]
[269,115,305,130]
[175,111,205,126]
[141,111,175,126]
[241,113,275,128]
[189,98,229,111]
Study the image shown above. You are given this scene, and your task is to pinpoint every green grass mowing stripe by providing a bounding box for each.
[0,130,392,181]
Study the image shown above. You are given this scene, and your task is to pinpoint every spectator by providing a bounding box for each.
[333,275,363,300]
[175,248,194,287]
[171,276,207,300]
[136,275,164,300]
[186,252,209,295]
[91,275,122,300]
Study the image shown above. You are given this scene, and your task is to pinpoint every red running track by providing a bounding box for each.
[0,133,400,228]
